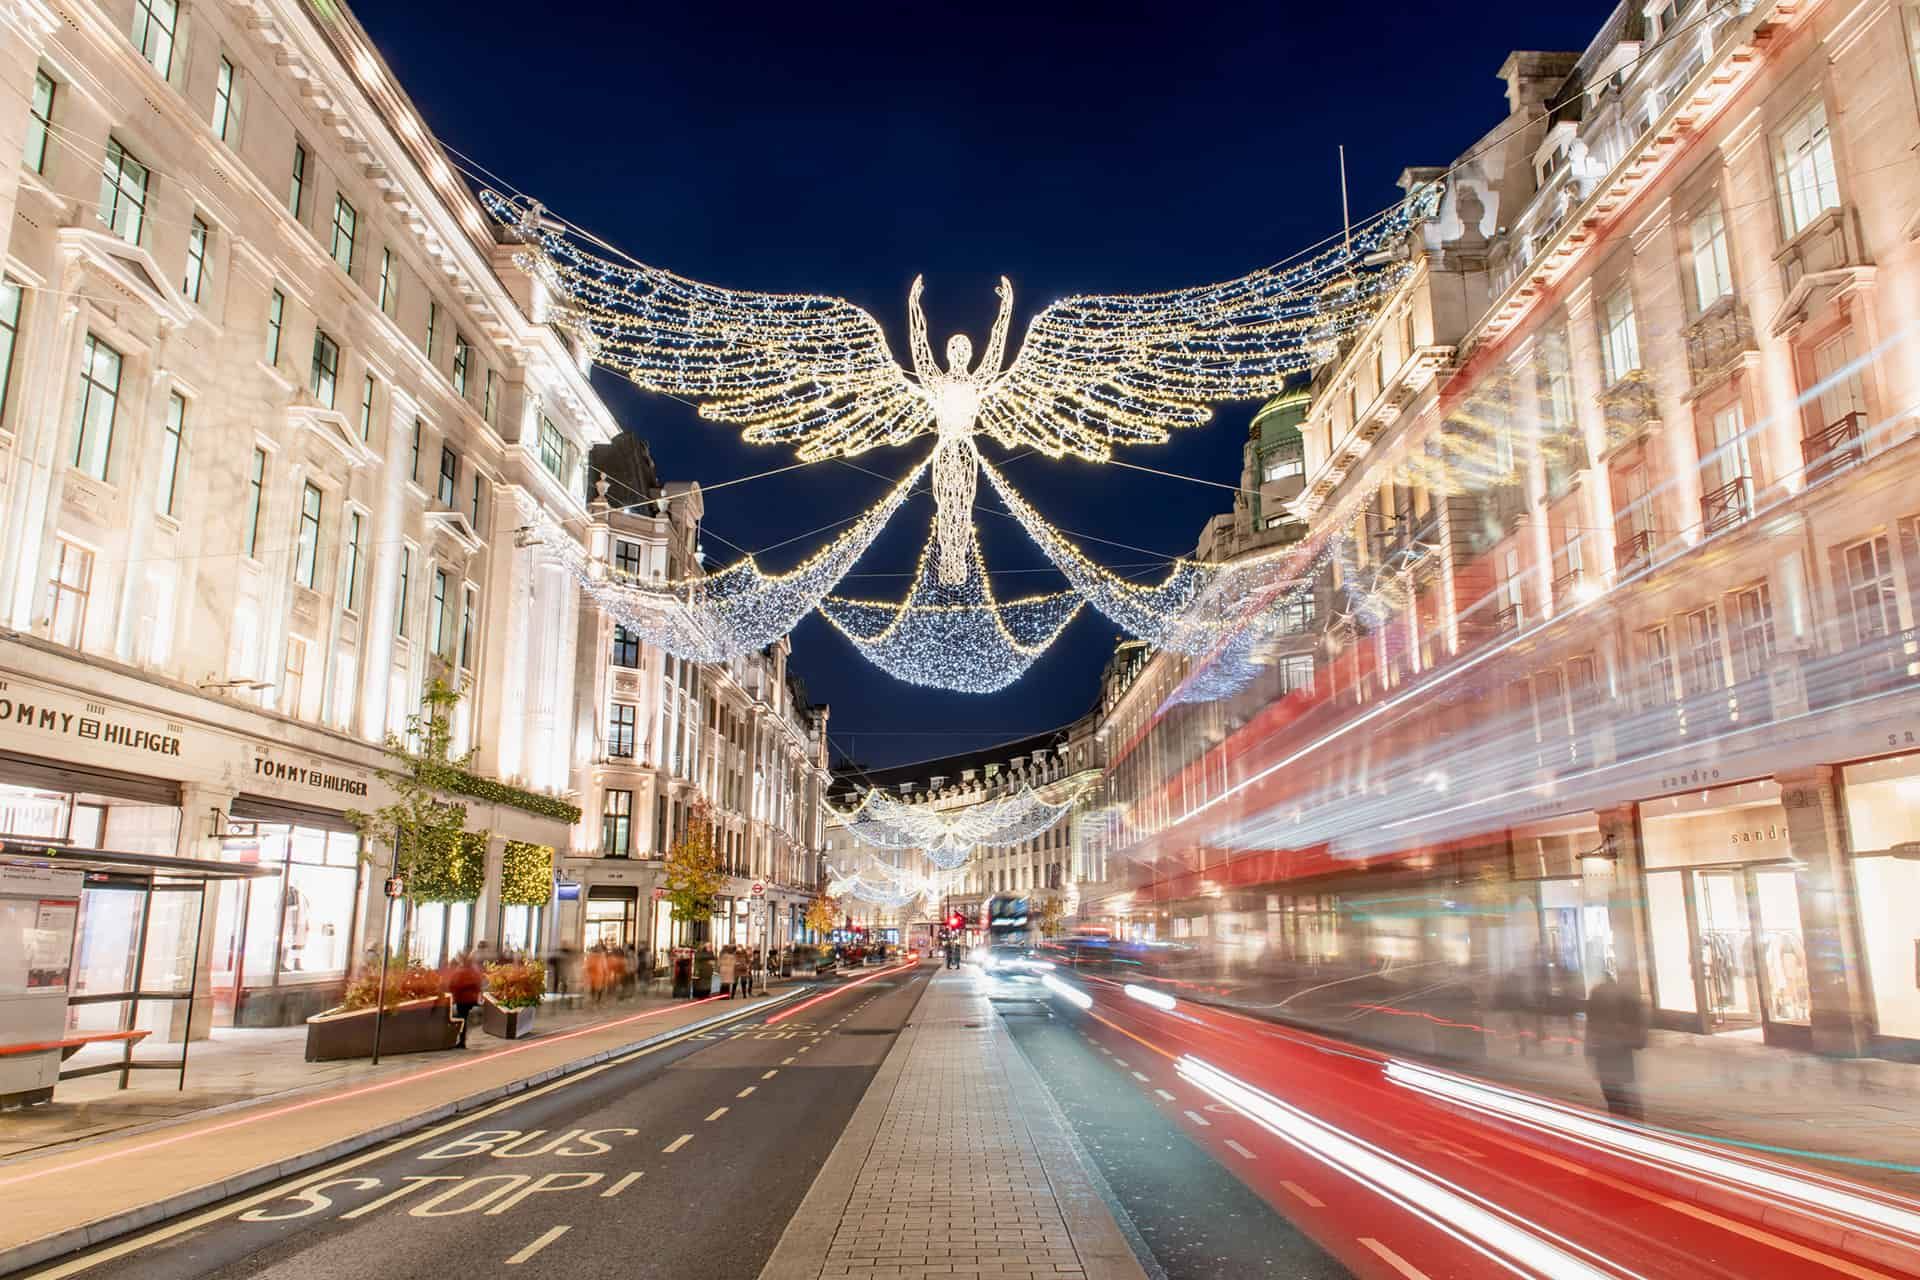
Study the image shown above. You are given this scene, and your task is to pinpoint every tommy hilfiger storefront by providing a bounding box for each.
[0,649,571,1031]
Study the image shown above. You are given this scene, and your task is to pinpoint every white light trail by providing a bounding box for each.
[1124,983,1176,1012]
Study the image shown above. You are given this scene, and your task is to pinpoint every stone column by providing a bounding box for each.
[1595,804,1650,994]
[176,784,237,1042]
[1777,766,1871,1056]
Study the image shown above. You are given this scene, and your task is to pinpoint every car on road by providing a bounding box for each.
[979,943,1038,979]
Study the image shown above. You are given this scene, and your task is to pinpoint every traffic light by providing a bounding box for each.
[946,911,965,931]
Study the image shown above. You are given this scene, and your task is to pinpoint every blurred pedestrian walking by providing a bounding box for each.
[448,952,484,1048]
[1585,968,1650,1121]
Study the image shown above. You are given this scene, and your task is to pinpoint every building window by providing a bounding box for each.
[602,790,633,856]
[287,142,307,221]
[1278,653,1315,694]
[281,637,307,717]
[459,586,478,670]
[1600,285,1640,385]
[71,333,122,482]
[538,416,575,487]
[1689,202,1733,312]
[330,194,356,274]
[1844,536,1899,644]
[614,539,643,577]
[359,374,377,441]
[429,568,449,657]
[157,391,186,516]
[609,704,637,758]
[470,474,484,528]
[437,445,458,507]
[1641,624,1676,705]
[1683,606,1725,695]
[183,216,209,302]
[395,546,412,638]
[98,138,150,245]
[1811,331,1868,436]
[410,418,423,482]
[377,249,396,317]
[131,0,177,78]
[212,57,235,142]
[343,509,365,610]
[0,281,22,426]
[46,539,93,648]
[611,624,640,668]
[452,334,471,396]
[1731,584,1775,682]
[483,368,498,424]
[425,300,438,362]
[1776,100,1840,239]
[295,482,322,589]
[1261,440,1304,483]
[310,330,339,408]
[25,71,54,174]
[266,288,285,366]
[244,447,266,558]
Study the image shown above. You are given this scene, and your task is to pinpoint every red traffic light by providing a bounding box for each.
[946,912,964,930]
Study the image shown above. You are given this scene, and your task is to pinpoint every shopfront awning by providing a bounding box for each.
[0,841,282,880]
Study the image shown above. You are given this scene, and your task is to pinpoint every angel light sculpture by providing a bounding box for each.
[481,185,1439,587]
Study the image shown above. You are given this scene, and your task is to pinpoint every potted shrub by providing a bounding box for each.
[481,959,546,1039]
[305,961,459,1061]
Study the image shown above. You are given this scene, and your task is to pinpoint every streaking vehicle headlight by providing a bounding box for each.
[1041,975,1092,1009]
[1124,983,1175,1011]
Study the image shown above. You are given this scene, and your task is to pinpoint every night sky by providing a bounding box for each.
[358,1,1605,768]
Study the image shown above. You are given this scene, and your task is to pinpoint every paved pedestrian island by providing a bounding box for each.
[761,968,1145,1280]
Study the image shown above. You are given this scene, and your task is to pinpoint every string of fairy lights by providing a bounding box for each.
[484,181,1449,694]
[826,781,1082,870]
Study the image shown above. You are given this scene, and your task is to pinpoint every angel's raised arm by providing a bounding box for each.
[907,274,937,380]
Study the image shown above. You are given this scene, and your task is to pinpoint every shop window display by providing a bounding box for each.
[1842,756,1920,1041]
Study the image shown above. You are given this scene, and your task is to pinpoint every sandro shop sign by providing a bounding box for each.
[0,673,380,807]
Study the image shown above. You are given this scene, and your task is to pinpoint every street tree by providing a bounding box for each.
[663,797,725,945]
[804,893,839,939]
[345,678,488,948]
[1035,894,1068,938]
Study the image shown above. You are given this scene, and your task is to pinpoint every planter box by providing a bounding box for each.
[481,998,537,1040]
[304,995,460,1062]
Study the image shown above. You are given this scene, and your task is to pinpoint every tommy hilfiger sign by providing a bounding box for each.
[249,755,368,797]
[0,682,183,756]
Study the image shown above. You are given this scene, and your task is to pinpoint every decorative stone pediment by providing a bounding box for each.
[58,227,195,331]
[288,402,380,469]
[425,509,485,555]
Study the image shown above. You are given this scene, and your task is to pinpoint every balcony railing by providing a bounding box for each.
[1801,411,1865,487]
[1552,568,1585,604]
[1682,296,1756,391]
[1699,475,1752,535]
[1597,373,1659,453]
[1494,603,1523,633]
[1614,528,1654,572]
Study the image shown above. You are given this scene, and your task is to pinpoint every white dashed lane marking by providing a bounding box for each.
[737,1086,756,1098]
[1130,1072,1149,1083]
[1183,1110,1211,1127]
[761,1070,778,1080]
[1224,1139,1255,1160]
[505,1225,569,1265]
[1153,1089,1175,1101]
[662,1134,694,1154]
[1359,1238,1431,1279]
[705,1107,728,1122]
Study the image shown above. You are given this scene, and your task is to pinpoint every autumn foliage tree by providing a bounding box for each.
[804,893,839,938]
[1035,894,1068,938]
[663,797,725,945]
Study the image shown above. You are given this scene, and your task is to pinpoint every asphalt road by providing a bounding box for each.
[985,970,1351,1280]
[28,965,933,1280]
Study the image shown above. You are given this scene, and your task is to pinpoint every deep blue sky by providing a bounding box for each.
[359,1,1606,768]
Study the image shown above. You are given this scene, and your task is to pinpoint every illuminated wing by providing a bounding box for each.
[978,185,1440,461]
[482,192,933,461]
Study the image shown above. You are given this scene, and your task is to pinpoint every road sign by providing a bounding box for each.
[751,881,765,898]
[384,876,405,899]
